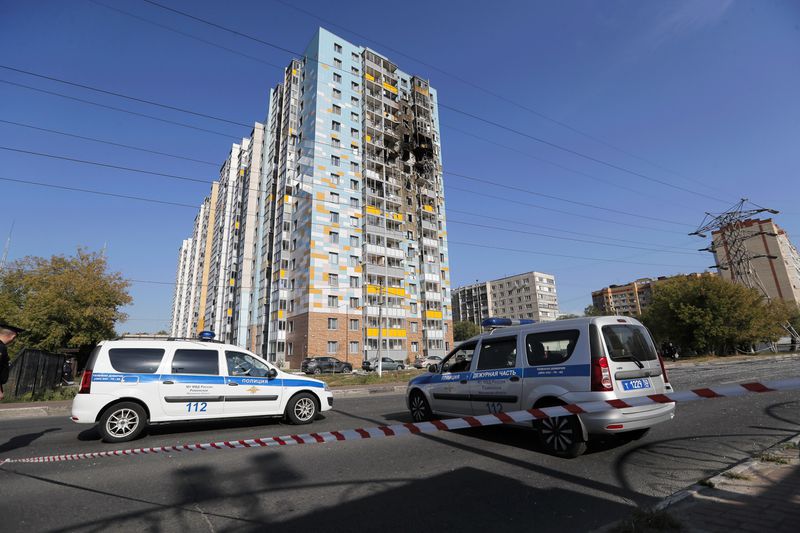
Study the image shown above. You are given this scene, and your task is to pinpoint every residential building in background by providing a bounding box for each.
[169,28,453,367]
[711,218,800,306]
[169,238,193,338]
[591,272,715,316]
[452,271,559,325]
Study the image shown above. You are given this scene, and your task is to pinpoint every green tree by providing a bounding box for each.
[453,321,481,341]
[583,305,602,316]
[640,275,789,355]
[0,248,132,357]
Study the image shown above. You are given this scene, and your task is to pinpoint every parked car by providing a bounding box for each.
[362,357,405,371]
[301,357,353,375]
[406,316,675,458]
[71,334,333,442]
[413,355,442,369]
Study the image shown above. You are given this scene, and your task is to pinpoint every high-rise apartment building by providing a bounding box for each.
[452,271,559,325]
[169,28,453,367]
[711,218,800,306]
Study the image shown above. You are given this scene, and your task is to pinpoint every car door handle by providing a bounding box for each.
[162,380,174,385]
[510,376,520,382]
[228,382,238,386]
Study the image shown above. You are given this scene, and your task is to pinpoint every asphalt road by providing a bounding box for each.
[1,356,799,532]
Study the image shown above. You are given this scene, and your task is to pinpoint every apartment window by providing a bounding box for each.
[350,235,359,247]
[351,66,358,75]
[286,343,293,356]
[349,341,359,354]
[350,161,359,171]
[288,320,294,333]
[334,58,342,68]
[349,318,359,331]
[334,43,342,53]
[350,128,359,138]
[328,318,338,330]
[331,155,340,167]
[329,273,339,286]
[331,137,340,148]
[329,252,338,265]
[411,342,418,353]
[330,192,339,204]
[410,321,418,333]
[327,341,338,354]
[351,52,359,61]
[350,112,359,121]
[351,81,359,91]
[330,212,339,224]
[331,121,341,132]
[350,296,359,308]
[350,216,358,227]
[351,96,359,105]
[330,172,340,184]
[328,295,338,307]
[333,73,342,83]
[411,303,418,313]
[330,231,339,243]
[349,255,358,267]
[350,197,359,208]
[349,276,360,288]
[332,103,341,114]
[333,88,341,100]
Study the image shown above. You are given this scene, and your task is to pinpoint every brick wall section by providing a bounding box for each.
[286,312,363,369]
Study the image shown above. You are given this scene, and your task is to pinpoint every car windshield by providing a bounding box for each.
[601,324,657,362]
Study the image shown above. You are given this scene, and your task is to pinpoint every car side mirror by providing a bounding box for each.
[268,368,278,379]
[428,364,438,373]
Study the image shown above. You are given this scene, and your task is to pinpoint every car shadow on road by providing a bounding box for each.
[76,414,327,442]
[0,427,59,454]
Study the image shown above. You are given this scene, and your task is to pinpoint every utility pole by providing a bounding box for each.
[691,198,799,343]
[0,221,13,271]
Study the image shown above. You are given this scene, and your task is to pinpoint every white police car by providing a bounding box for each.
[406,316,675,458]
[71,333,333,442]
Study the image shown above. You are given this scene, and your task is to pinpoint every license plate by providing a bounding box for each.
[621,378,651,391]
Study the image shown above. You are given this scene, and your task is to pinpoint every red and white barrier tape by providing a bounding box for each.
[2,377,799,464]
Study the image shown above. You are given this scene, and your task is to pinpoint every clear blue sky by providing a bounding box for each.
[1,0,799,332]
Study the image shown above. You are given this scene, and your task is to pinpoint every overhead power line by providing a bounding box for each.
[0,119,218,167]
[0,78,235,139]
[0,129,697,230]
[267,0,732,201]
[136,0,733,205]
[0,64,252,128]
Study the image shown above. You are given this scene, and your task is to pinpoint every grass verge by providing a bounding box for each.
[612,509,682,533]
[312,369,425,388]
[2,386,78,403]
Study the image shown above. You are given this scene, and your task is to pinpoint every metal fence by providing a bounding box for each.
[4,349,66,399]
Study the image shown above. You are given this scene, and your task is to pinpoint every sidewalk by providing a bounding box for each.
[610,434,800,533]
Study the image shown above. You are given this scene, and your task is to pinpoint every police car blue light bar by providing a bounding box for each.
[198,330,216,341]
[481,317,536,328]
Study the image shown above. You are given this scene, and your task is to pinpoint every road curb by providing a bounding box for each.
[0,405,71,419]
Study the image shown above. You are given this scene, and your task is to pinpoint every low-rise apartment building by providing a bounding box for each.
[452,271,559,324]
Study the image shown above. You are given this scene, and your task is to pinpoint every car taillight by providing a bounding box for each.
[657,354,670,385]
[78,370,92,394]
[591,356,613,391]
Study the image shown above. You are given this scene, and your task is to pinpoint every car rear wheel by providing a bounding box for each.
[98,402,147,443]
[535,414,587,458]
[343,365,352,373]
[313,368,321,375]
[286,393,318,425]
[397,365,405,371]
[409,390,432,422]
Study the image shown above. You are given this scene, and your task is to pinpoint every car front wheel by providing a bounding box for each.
[98,402,147,443]
[409,390,432,422]
[534,414,587,458]
[313,368,321,375]
[286,393,318,424]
